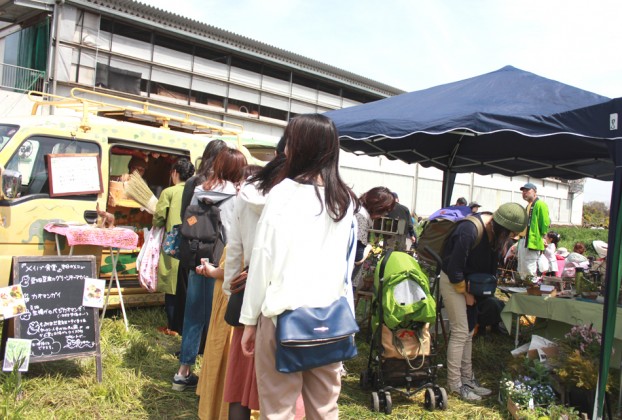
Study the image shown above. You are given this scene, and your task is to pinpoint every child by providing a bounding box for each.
[542,231,561,275]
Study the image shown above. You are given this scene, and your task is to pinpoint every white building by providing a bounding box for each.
[0,0,584,224]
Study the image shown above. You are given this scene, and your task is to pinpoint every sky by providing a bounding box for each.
[146,0,620,205]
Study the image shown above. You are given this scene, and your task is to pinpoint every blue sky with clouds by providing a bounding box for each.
[147,0,620,204]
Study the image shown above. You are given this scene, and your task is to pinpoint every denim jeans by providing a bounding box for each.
[179,269,215,366]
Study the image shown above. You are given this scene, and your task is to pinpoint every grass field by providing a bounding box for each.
[0,305,528,419]
[0,220,615,420]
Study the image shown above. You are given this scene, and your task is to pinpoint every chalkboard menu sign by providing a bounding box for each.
[9,256,102,381]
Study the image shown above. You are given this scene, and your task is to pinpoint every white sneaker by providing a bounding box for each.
[462,377,492,396]
[451,384,482,401]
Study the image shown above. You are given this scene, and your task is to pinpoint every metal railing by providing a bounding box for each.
[0,63,45,92]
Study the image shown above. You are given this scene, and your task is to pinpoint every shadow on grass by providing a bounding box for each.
[106,307,201,419]
[27,358,87,378]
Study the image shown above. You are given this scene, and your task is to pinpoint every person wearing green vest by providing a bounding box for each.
[516,182,550,279]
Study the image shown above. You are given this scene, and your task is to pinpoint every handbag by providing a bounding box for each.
[276,296,359,373]
[381,323,430,369]
[465,273,497,296]
[224,268,248,327]
[275,221,358,373]
[162,224,181,259]
[138,226,165,293]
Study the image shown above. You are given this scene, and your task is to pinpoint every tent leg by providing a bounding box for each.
[618,364,622,419]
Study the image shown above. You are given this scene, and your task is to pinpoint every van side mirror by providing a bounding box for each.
[1,169,22,199]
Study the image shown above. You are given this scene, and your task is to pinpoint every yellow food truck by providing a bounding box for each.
[0,89,273,307]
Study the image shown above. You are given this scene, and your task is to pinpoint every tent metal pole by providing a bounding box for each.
[593,142,622,420]
[442,135,465,207]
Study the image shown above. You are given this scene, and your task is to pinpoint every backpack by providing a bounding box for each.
[179,195,233,269]
[416,214,486,265]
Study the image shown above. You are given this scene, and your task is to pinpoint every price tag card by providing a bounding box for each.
[3,338,32,372]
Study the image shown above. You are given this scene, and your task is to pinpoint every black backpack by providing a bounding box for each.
[179,195,233,269]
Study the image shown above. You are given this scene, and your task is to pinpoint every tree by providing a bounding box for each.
[583,201,609,228]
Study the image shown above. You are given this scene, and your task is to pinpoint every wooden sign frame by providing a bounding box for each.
[47,153,104,197]
[4,256,102,382]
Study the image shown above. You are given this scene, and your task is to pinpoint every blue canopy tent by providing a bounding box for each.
[326,65,612,204]
[325,66,622,418]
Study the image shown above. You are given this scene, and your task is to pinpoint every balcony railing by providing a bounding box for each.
[0,63,45,92]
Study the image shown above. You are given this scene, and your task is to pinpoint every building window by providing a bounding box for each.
[154,34,194,55]
[103,19,151,43]
[96,63,141,95]
[3,18,50,71]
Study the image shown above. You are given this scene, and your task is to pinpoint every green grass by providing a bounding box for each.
[1,307,522,419]
[6,309,199,419]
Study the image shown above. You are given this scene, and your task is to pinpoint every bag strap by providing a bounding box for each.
[463,214,486,250]
[391,327,427,370]
[344,220,355,287]
[217,195,234,244]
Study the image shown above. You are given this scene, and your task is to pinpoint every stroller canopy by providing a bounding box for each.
[374,251,436,329]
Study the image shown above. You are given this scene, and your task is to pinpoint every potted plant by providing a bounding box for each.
[579,271,601,299]
[500,357,557,418]
[501,376,556,413]
[550,323,611,415]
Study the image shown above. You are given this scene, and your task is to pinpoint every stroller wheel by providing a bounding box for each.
[384,391,393,414]
[424,387,436,411]
[370,391,380,412]
[434,386,448,410]
[359,370,370,390]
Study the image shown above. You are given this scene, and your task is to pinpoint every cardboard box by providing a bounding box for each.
[526,285,557,297]
[527,345,558,364]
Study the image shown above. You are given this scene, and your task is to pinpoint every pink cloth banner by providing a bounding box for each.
[45,223,138,250]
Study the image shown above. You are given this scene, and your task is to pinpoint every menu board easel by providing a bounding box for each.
[47,153,103,197]
[1,256,102,382]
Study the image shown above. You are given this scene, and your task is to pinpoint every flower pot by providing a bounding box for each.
[506,396,520,420]
[567,386,593,417]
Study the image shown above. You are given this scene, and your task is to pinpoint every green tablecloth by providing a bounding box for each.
[501,293,622,340]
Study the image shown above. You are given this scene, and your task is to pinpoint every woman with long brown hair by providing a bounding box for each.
[172,147,247,391]
[240,114,358,419]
